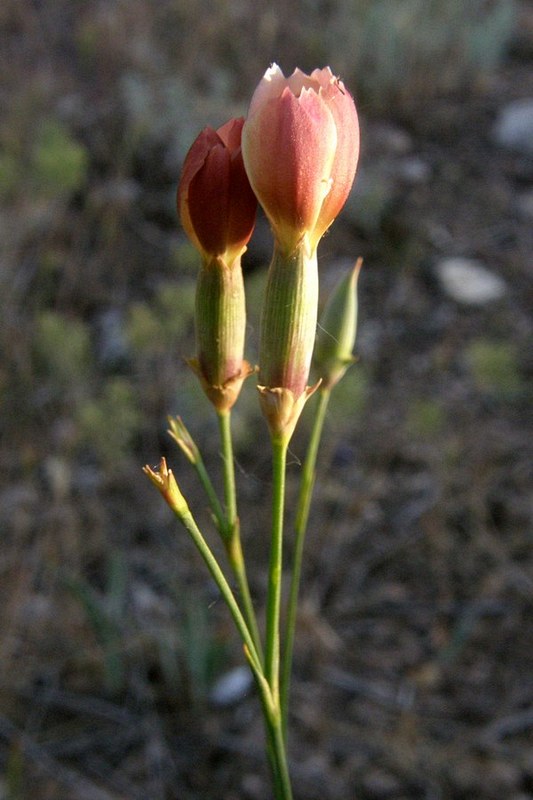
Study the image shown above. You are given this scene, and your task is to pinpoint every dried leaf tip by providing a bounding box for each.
[142,457,189,515]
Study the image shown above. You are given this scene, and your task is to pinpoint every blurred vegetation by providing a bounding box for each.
[327,0,517,112]
[465,338,523,399]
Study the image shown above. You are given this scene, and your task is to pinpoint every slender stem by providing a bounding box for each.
[194,452,227,532]
[265,438,288,703]
[218,410,263,661]
[281,387,331,736]
[218,409,238,526]
[176,502,295,798]
[268,712,294,800]
[175,506,263,678]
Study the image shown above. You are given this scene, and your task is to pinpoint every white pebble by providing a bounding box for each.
[492,99,533,156]
[209,665,252,707]
[436,257,507,305]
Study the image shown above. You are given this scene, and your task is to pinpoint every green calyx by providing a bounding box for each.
[258,241,319,441]
[192,255,252,411]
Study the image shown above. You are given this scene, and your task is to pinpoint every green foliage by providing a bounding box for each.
[126,280,196,356]
[328,0,517,112]
[32,118,88,196]
[0,151,20,201]
[465,338,522,398]
[76,377,141,464]
[34,311,93,387]
[63,553,128,695]
[324,364,369,423]
[65,554,225,704]
[180,597,226,706]
[344,167,396,235]
[405,398,446,439]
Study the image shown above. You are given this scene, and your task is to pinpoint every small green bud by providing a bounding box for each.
[314,258,362,389]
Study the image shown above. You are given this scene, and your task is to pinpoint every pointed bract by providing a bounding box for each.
[314,258,362,388]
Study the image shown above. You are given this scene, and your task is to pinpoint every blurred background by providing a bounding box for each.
[1,1,532,798]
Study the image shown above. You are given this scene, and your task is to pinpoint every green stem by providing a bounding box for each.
[194,451,227,532]
[175,497,294,798]
[281,387,331,736]
[265,438,288,703]
[268,712,294,800]
[218,410,263,662]
[263,437,295,797]
[174,506,263,679]
[218,409,237,526]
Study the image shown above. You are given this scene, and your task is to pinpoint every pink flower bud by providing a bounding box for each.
[178,118,257,266]
[242,65,359,254]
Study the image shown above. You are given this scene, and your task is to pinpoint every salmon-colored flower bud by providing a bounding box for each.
[314,258,362,389]
[242,64,359,254]
[178,118,257,266]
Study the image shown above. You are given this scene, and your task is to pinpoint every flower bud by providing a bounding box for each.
[178,118,257,411]
[242,64,359,254]
[313,258,362,389]
[178,118,257,267]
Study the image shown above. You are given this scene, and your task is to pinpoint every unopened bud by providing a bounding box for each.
[314,258,362,389]
[178,118,257,267]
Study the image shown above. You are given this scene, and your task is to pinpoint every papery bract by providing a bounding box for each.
[178,118,257,266]
[242,64,359,254]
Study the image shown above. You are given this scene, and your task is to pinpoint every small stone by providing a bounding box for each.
[517,189,533,220]
[373,122,414,155]
[480,759,521,793]
[362,767,402,798]
[397,156,432,183]
[435,257,507,305]
[240,773,265,799]
[95,309,129,368]
[209,665,252,707]
[492,99,533,156]
[42,456,71,501]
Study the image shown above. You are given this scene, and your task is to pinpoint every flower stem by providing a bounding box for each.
[218,409,238,526]
[218,409,263,662]
[171,485,290,796]
[265,437,288,703]
[268,711,294,800]
[173,505,263,678]
[281,387,331,736]
[194,451,227,532]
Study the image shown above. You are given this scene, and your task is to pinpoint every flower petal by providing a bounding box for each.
[243,85,337,252]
